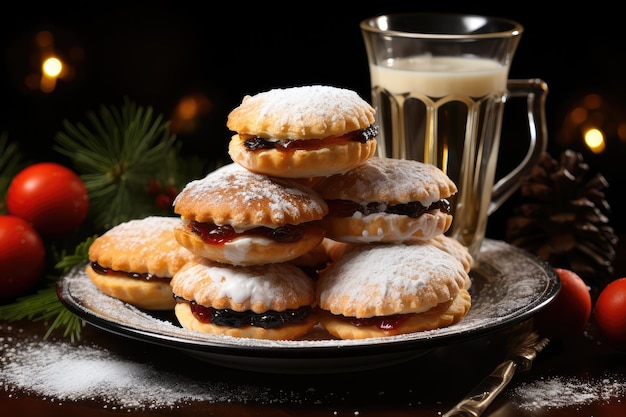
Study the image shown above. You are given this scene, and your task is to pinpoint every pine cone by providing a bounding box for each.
[506,149,618,290]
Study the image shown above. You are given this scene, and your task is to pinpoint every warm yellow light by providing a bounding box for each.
[584,128,606,153]
[42,57,63,77]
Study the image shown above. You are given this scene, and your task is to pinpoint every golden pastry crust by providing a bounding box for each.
[289,237,334,269]
[313,156,457,203]
[174,303,318,340]
[171,258,316,312]
[316,288,471,339]
[322,239,359,263]
[428,234,474,273]
[320,235,472,272]
[321,210,452,243]
[226,85,376,140]
[173,163,328,228]
[88,216,197,277]
[172,258,317,340]
[316,242,470,318]
[173,223,325,266]
[228,133,377,178]
[226,85,378,178]
[172,164,328,264]
[86,216,199,310]
[86,270,177,310]
[314,157,457,242]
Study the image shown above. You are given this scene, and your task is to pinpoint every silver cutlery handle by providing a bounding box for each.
[442,359,517,417]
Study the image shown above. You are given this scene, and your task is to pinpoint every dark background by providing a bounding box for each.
[2,3,625,236]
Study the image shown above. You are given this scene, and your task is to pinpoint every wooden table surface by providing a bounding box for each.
[2,314,624,417]
[4,237,626,417]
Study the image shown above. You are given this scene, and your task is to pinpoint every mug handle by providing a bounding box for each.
[488,78,549,215]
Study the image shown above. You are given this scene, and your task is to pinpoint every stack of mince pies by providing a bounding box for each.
[86,85,473,341]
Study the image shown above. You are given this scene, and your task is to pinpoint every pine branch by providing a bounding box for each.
[53,97,189,231]
[54,235,98,274]
[0,287,85,342]
[0,236,97,342]
[2,98,214,342]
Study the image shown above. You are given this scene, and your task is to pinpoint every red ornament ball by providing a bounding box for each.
[594,277,626,350]
[534,268,592,340]
[7,162,89,235]
[0,215,46,299]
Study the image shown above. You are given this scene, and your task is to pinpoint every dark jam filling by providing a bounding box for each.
[340,313,410,330]
[180,298,311,328]
[190,221,306,245]
[90,262,171,283]
[326,199,451,218]
[243,124,379,151]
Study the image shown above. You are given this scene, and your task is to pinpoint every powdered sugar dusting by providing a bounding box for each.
[508,374,626,410]
[258,86,362,123]
[92,216,181,253]
[89,216,195,276]
[171,260,314,311]
[314,157,457,205]
[226,85,375,138]
[317,243,469,316]
[173,164,327,227]
[467,241,555,320]
[57,239,558,354]
[0,335,286,409]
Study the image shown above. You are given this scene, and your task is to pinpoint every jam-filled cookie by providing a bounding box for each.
[171,257,317,340]
[173,163,328,265]
[86,216,199,310]
[226,85,378,178]
[313,157,457,243]
[315,241,472,339]
[428,234,474,273]
[324,234,473,273]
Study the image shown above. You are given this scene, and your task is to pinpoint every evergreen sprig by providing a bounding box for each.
[0,235,96,342]
[2,98,212,341]
[53,97,198,231]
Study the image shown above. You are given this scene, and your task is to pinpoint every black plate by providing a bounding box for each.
[57,239,559,373]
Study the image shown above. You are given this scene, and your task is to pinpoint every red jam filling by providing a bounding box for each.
[326,199,451,218]
[189,221,310,245]
[182,299,311,329]
[90,262,171,283]
[344,313,410,330]
[243,124,379,151]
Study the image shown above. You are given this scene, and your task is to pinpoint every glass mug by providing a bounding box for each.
[360,13,548,261]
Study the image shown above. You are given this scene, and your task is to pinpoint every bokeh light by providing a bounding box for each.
[169,93,214,136]
[584,128,606,153]
[557,93,626,155]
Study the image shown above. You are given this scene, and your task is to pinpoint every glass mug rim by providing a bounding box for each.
[360,12,523,40]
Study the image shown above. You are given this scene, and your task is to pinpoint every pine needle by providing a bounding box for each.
[2,99,212,342]
[54,235,98,274]
[0,286,84,342]
[53,97,182,230]
[0,236,97,342]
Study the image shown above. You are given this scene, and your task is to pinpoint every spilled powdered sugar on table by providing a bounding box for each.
[0,333,289,409]
[4,239,606,411]
[508,374,626,411]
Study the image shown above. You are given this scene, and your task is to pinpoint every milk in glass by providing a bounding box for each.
[370,55,509,256]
